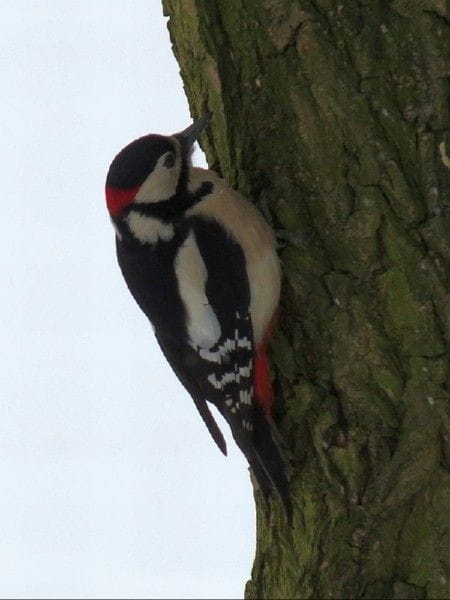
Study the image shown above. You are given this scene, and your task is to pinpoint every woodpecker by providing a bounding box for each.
[105,114,290,515]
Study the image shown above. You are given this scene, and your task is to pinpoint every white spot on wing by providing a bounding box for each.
[239,389,252,406]
[238,337,252,350]
[239,361,252,378]
[199,348,220,363]
[207,374,221,390]
[221,338,236,354]
[222,372,237,385]
[196,337,236,363]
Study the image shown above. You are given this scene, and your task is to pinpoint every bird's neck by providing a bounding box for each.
[113,173,214,247]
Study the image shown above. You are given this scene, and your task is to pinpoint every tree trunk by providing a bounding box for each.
[162,1,450,598]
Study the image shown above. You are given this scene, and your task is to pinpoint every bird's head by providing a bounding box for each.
[105,113,211,217]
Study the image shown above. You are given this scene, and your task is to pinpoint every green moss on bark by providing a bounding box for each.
[163,0,450,597]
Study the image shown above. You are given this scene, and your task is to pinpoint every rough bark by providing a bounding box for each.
[162,1,450,598]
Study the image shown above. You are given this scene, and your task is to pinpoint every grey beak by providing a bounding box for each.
[176,112,212,147]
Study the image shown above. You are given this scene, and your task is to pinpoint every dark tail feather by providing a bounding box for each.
[153,333,228,456]
[246,451,275,509]
[252,405,293,522]
[192,396,228,456]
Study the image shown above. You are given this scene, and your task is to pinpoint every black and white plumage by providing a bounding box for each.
[105,114,290,515]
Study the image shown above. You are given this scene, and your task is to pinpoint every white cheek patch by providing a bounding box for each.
[135,149,181,204]
[175,231,221,349]
[126,212,174,244]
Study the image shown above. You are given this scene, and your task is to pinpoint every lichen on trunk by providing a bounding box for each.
[162,1,450,598]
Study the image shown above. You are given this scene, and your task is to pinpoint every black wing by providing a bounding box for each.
[155,216,280,494]
[188,217,291,515]
[156,215,255,449]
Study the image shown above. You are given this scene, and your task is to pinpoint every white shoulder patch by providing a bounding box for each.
[126,212,174,244]
[174,231,221,349]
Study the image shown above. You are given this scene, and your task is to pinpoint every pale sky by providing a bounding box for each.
[0,2,254,597]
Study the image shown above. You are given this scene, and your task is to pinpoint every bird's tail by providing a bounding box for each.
[251,404,292,522]
[249,336,292,520]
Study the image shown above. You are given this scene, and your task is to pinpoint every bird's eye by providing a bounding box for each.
[162,152,175,168]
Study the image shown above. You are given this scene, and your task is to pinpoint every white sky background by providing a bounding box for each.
[0,1,255,598]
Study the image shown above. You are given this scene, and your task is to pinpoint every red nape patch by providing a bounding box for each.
[254,344,273,417]
[105,185,140,216]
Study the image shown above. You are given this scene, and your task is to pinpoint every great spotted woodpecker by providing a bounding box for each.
[105,114,290,515]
